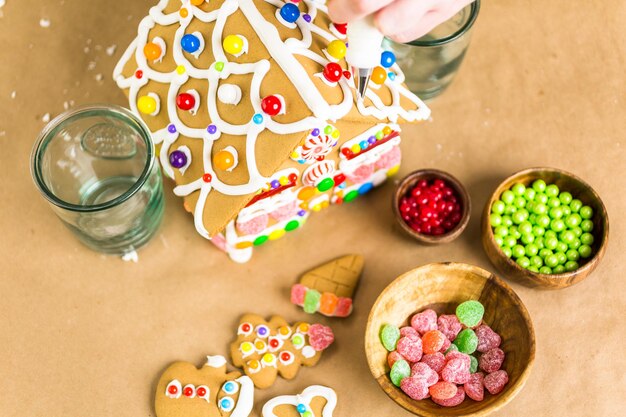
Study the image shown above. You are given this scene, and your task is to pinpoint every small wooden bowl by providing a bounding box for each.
[393,169,471,244]
[365,263,535,417]
[482,167,609,289]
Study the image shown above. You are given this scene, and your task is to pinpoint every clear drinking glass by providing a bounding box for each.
[383,0,480,99]
[31,105,164,254]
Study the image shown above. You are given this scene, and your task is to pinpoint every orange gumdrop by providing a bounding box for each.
[319,292,339,316]
[422,330,446,354]
[298,186,316,201]
[143,42,162,61]
[371,66,388,85]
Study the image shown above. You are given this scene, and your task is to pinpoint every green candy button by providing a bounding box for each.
[285,220,300,232]
[344,190,359,202]
[317,178,335,192]
[253,235,268,246]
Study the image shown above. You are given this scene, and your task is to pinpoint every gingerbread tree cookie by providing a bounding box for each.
[155,355,254,417]
[230,314,334,388]
[262,385,337,417]
[291,254,364,317]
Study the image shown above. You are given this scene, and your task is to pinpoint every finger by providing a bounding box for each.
[328,0,395,24]
[374,0,436,41]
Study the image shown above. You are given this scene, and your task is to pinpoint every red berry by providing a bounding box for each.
[323,62,342,82]
[433,179,446,189]
[261,95,282,116]
[417,179,428,188]
[176,93,196,111]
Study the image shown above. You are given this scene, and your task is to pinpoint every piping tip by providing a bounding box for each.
[352,66,372,99]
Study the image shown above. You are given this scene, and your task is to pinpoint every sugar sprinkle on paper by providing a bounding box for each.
[42,113,51,123]
[106,45,117,56]
[121,250,139,263]
[39,18,51,28]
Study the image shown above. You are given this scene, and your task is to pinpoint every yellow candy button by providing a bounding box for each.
[241,342,253,352]
[137,95,157,115]
[327,40,347,60]
[269,229,285,241]
[223,35,244,55]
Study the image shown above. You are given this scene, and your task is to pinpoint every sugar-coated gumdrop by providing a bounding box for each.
[484,370,509,395]
[456,300,485,328]
[441,357,471,384]
[410,309,438,334]
[464,372,485,401]
[319,292,338,316]
[429,381,457,400]
[334,298,352,317]
[440,336,451,353]
[422,330,447,354]
[303,289,321,313]
[437,314,462,341]
[445,344,459,354]
[445,350,471,367]
[380,324,401,352]
[400,326,420,339]
[401,376,430,400]
[290,284,307,305]
[454,329,479,354]
[390,359,411,387]
[387,351,405,368]
[479,347,505,373]
[308,323,334,351]
[432,386,466,407]
[470,355,478,373]
[475,324,502,353]
[397,336,423,362]
[410,362,438,386]
[420,352,446,373]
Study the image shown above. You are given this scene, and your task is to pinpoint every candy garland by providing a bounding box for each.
[114,0,430,246]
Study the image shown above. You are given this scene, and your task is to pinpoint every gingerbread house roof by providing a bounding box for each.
[113,0,430,237]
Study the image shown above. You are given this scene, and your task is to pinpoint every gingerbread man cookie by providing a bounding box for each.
[262,385,337,417]
[230,314,334,389]
[155,355,254,417]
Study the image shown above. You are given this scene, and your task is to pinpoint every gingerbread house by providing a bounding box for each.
[113,0,430,262]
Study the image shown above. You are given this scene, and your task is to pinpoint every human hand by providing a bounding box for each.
[328,0,475,43]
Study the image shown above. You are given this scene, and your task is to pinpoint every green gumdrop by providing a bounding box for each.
[445,344,459,354]
[303,290,321,314]
[456,300,485,327]
[454,329,478,354]
[390,359,410,386]
[380,324,401,352]
[470,355,478,373]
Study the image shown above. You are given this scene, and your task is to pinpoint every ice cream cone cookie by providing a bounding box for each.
[291,255,364,317]
[262,385,337,417]
[155,355,254,417]
[230,314,334,388]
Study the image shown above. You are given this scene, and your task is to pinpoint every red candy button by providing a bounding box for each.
[323,63,342,83]
[261,95,282,116]
[177,93,196,111]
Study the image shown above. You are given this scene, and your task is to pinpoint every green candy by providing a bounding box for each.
[547,197,561,208]
[568,238,581,250]
[528,265,539,273]
[580,206,593,219]
[502,247,513,258]
[504,236,517,248]
[533,226,546,236]
[530,255,543,268]
[533,202,549,215]
[519,221,533,235]
[539,248,553,259]
[549,207,564,220]
[553,265,566,274]
[560,230,576,245]
[525,243,539,257]
[536,214,551,228]
[490,214,503,227]
[556,252,568,265]
[456,300,484,328]
[581,219,594,232]
[565,214,582,228]
[581,232,594,246]
[517,256,531,269]
[572,226,583,237]
[512,183,526,196]
[545,254,559,268]
[544,236,558,250]
[494,226,509,237]
[570,199,583,212]
[453,329,479,354]
[532,179,547,192]
[550,218,565,232]
[512,244,525,259]
[492,200,505,214]
[494,236,504,247]
[445,344,459,354]
[380,324,401,352]
[303,289,321,314]
[559,192,573,205]
[579,244,593,258]
[390,359,410,386]
[556,241,568,253]
[545,184,559,197]
[565,260,579,272]
[539,266,552,274]
[566,249,580,262]
[501,190,515,205]
[470,355,479,373]
[534,193,549,204]
[514,197,527,209]
[521,233,535,245]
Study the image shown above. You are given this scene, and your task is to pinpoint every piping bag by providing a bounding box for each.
[345,15,384,99]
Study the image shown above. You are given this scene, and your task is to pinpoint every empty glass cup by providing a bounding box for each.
[383,0,480,99]
[31,104,164,254]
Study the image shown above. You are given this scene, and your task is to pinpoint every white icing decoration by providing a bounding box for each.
[272,94,287,115]
[152,36,167,63]
[165,380,182,399]
[261,385,337,417]
[147,92,161,116]
[206,355,227,368]
[190,31,205,59]
[301,345,316,359]
[218,83,242,105]
[302,160,335,186]
[112,0,430,254]
[231,376,254,417]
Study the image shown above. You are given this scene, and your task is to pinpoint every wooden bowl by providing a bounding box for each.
[482,167,609,289]
[365,263,535,417]
[393,169,471,244]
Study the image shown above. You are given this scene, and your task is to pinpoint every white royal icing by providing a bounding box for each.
[231,376,254,417]
[206,355,227,368]
[262,385,337,417]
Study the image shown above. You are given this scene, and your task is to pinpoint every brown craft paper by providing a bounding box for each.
[0,1,625,416]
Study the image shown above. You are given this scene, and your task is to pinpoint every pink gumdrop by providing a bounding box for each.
[400,326,420,339]
[397,336,423,362]
[290,284,307,305]
[400,376,430,400]
[410,309,438,334]
[334,298,352,317]
[484,370,509,395]
[269,201,298,222]
[441,358,470,384]
[308,324,334,351]
[421,352,446,373]
[464,372,485,401]
[445,351,471,368]
[236,213,269,235]
[387,351,405,368]
[479,348,505,373]
[346,163,374,184]
[475,324,502,353]
[437,314,462,341]
[429,381,457,400]
[375,146,401,170]
[432,386,466,407]
[440,337,451,353]
[411,362,438,386]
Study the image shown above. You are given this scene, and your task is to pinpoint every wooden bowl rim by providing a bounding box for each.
[482,166,609,284]
[365,262,536,417]
[393,169,472,244]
